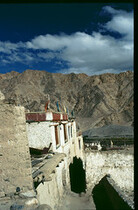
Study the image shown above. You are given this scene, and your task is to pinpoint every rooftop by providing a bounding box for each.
[31,152,66,184]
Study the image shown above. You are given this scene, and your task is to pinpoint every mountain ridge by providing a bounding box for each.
[0,69,133,132]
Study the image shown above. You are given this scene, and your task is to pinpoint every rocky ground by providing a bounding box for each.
[0,192,95,210]
[57,191,96,210]
[0,197,52,210]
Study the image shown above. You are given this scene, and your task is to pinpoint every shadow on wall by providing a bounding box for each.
[69,156,86,194]
[92,175,132,210]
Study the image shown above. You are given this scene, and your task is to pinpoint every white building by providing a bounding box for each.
[26,111,83,159]
[25,110,85,209]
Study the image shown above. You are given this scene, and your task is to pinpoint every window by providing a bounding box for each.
[68,126,71,139]
[63,124,67,142]
[55,125,59,146]
[71,125,73,138]
[79,139,81,150]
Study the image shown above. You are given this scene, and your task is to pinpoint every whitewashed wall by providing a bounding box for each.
[33,118,86,208]
[36,157,69,209]
[26,121,52,149]
[85,150,134,197]
[26,119,82,159]
[75,135,84,161]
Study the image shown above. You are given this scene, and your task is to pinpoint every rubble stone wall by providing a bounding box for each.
[0,102,34,197]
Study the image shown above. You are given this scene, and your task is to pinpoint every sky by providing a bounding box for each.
[0,3,133,75]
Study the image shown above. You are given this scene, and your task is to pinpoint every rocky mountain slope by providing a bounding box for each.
[83,125,134,138]
[0,70,133,132]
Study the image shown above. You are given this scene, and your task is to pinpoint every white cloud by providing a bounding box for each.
[0,51,36,65]
[47,31,133,74]
[0,6,133,75]
[26,34,70,50]
[103,6,133,41]
[38,52,58,61]
[0,41,25,54]
[0,41,18,54]
[103,6,124,15]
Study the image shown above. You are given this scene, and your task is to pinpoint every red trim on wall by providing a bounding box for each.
[53,113,61,121]
[26,113,46,122]
[63,114,68,121]
[38,113,46,121]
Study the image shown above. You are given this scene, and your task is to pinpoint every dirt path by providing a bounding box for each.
[57,191,96,210]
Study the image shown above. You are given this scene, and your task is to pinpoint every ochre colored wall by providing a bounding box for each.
[0,102,33,197]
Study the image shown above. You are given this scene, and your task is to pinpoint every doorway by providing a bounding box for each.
[69,156,86,193]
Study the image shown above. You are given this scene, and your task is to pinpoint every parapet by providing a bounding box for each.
[26,111,68,122]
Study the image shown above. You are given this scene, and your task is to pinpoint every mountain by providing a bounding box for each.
[74,71,133,131]
[0,70,133,132]
[83,125,134,138]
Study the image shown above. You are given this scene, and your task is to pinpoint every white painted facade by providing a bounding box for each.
[25,112,84,209]
[26,114,84,162]
[25,111,85,209]
[26,122,53,149]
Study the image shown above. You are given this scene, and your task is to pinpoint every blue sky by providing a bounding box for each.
[0,3,133,75]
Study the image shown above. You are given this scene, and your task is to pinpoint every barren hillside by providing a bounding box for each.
[0,70,133,132]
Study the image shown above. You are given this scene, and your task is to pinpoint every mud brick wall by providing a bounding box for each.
[0,102,33,197]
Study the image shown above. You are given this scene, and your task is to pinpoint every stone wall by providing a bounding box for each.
[0,102,34,197]
[85,148,134,199]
